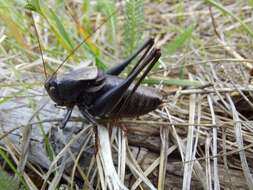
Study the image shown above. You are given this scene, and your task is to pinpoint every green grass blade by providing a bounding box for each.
[0,90,25,105]
[0,82,42,88]
[96,0,117,45]
[0,0,29,49]
[163,25,193,55]
[123,0,144,57]
[26,0,74,51]
[0,170,19,190]
[206,0,253,38]
[46,9,74,50]
[25,0,41,12]
[144,77,202,87]
[38,123,55,161]
[0,148,28,189]
[95,56,108,71]
[248,0,253,6]
[26,0,108,70]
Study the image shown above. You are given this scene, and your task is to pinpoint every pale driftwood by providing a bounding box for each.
[0,95,250,189]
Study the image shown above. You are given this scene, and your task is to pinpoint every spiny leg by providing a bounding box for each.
[76,107,99,150]
[89,48,161,117]
[79,107,99,126]
[106,38,154,76]
[117,49,161,116]
[123,49,161,105]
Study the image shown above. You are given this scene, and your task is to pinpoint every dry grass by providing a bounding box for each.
[1,0,253,189]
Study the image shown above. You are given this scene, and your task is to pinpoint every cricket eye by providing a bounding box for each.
[49,86,56,93]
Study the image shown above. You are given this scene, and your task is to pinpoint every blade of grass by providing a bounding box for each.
[0,90,25,105]
[226,95,253,188]
[26,0,74,51]
[182,91,196,189]
[248,0,253,7]
[46,9,74,50]
[0,147,28,189]
[0,170,19,190]
[96,0,117,46]
[123,0,144,57]
[206,0,253,38]
[0,0,29,49]
[163,25,193,55]
[144,77,202,87]
[0,82,42,88]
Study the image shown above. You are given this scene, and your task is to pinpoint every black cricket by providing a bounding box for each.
[44,38,162,128]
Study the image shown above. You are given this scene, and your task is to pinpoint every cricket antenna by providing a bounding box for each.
[52,8,119,76]
[31,13,48,79]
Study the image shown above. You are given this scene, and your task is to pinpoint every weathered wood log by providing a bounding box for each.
[0,98,250,189]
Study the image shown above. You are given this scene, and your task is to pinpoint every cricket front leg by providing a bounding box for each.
[60,107,73,129]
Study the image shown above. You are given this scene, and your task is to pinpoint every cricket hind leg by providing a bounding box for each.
[115,49,161,116]
[79,107,99,126]
[106,38,154,76]
[89,48,161,117]
[122,48,161,105]
[59,106,94,129]
[76,107,100,153]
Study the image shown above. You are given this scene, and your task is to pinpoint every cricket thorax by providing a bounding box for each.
[45,69,105,107]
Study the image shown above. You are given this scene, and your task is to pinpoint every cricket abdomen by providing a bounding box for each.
[98,75,162,117]
[109,85,162,117]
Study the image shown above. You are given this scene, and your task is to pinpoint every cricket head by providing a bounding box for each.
[44,75,65,106]
[44,74,80,107]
